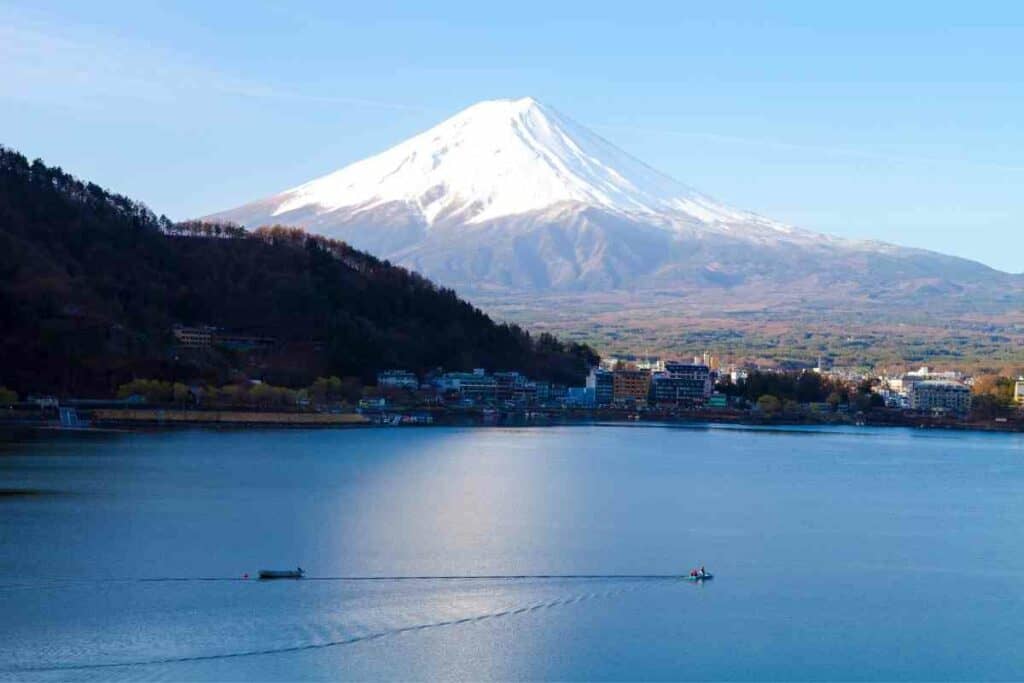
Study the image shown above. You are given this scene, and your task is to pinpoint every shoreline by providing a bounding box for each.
[3,406,1021,435]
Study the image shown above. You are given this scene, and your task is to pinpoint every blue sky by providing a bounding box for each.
[2,1,1022,273]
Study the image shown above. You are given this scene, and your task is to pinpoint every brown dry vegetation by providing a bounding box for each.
[481,291,1024,372]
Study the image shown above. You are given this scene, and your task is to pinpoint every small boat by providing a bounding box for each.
[258,567,304,580]
[685,572,713,581]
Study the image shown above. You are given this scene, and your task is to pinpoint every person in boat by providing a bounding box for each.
[690,568,698,577]
[700,565,706,577]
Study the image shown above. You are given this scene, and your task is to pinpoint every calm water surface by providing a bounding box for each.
[1,424,1023,680]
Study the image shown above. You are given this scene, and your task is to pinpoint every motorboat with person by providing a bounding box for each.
[686,565,713,581]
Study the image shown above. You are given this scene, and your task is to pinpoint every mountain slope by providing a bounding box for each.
[0,146,598,397]
[208,98,1022,305]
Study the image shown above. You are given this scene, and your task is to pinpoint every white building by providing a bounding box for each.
[635,358,665,372]
[727,367,749,384]
[909,380,971,416]
[905,366,962,384]
[888,367,963,399]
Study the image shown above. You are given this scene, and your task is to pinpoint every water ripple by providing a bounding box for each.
[3,581,657,674]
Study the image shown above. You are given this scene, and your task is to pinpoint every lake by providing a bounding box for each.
[1,424,1023,681]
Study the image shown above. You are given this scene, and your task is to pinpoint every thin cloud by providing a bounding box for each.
[0,12,426,113]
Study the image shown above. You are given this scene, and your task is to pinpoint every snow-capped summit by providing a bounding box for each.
[274,96,721,225]
[222,97,786,233]
[206,97,1011,296]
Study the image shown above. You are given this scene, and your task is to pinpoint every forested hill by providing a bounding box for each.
[0,146,599,397]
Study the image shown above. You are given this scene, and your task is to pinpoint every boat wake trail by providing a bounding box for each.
[0,573,678,589]
[3,583,650,673]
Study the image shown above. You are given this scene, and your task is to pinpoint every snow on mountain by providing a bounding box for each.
[276,97,739,224]
[218,97,798,236]
[206,97,1015,298]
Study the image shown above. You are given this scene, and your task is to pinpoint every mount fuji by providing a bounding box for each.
[207,97,1020,309]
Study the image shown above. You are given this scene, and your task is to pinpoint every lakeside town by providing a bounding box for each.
[3,149,1022,437]
[4,336,1023,431]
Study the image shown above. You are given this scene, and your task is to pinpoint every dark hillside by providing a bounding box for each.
[0,146,598,396]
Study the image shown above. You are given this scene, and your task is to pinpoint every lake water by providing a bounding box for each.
[2,424,1023,681]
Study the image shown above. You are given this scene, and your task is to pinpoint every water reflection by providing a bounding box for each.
[2,425,1023,680]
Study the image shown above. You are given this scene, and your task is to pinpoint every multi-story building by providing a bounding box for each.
[172,325,215,348]
[433,369,497,403]
[908,380,971,416]
[891,366,962,395]
[564,387,596,408]
[528,382,567,406]
[651,362,712,406]
[377,370,420,390]
[586,368,614,407]
[1015,378,1024,405]
[172,325,275,351]
[494,371,531,402]
[533,381,567,405]
[612,367,651,405]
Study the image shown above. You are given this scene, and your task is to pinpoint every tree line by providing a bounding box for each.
[115,376,369,410]
[971,374,1021,419]
[0,145,599,398]
[717,370,884,413]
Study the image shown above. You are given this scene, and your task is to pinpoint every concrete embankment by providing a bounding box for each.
[90,409,369,426]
